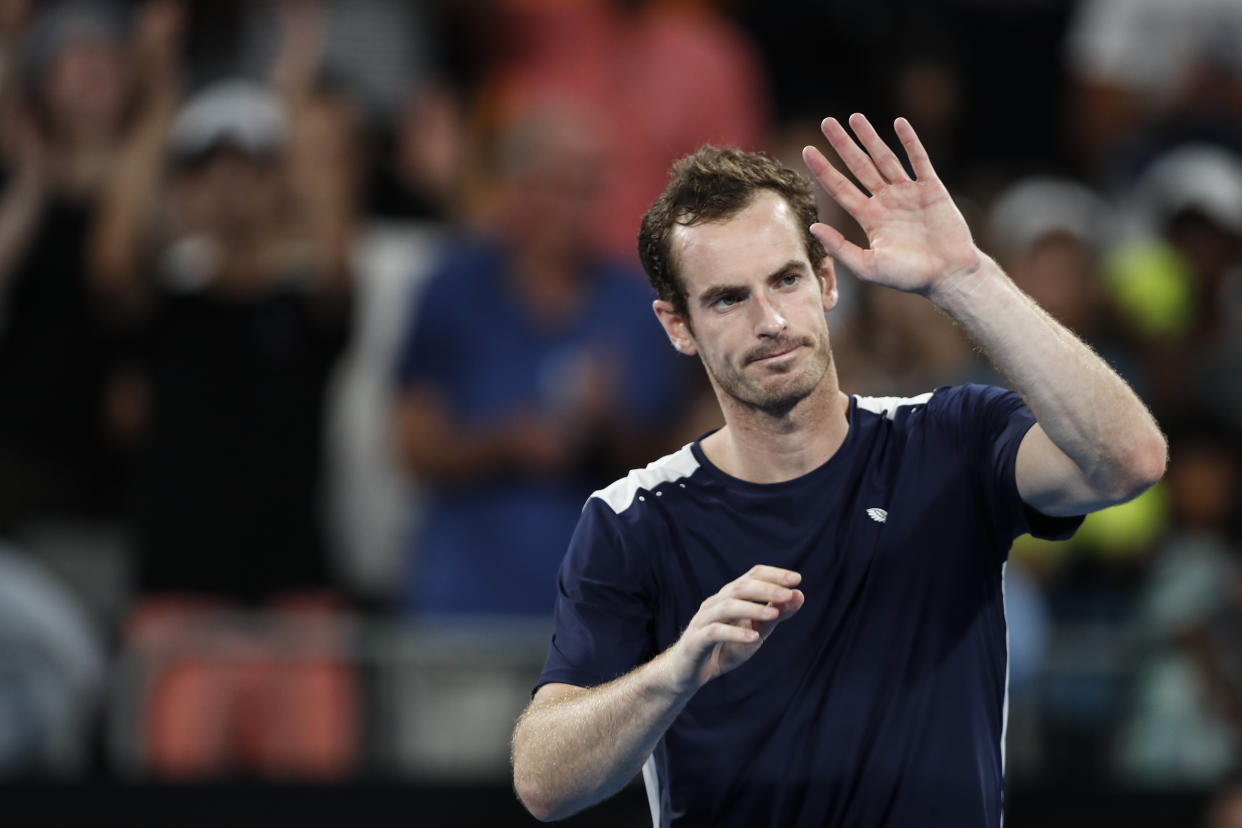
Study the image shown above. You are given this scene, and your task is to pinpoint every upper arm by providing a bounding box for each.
[536,498,659,689]
[925,384,1087,541]
[393,262,461,394]
[1015,422,1116,517]
[1016,417,1165,518]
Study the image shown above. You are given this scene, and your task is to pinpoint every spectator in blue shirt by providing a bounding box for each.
[393,103,683,619]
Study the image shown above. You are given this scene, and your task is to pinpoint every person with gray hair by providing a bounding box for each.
[392,101,684,619]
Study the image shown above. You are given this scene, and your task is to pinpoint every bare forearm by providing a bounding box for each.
[512,652,692,822]
[396,420,508,483]
[394,395,513,483]
[91,95,176,300]
[395,386,576,483]
[513,565,805,821]
[513,566,804,821]
[401,433,510,482]
[927,255,1166,498]
[0,174,45,293]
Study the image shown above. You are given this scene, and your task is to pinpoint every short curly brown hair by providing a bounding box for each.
[638,146,827,325]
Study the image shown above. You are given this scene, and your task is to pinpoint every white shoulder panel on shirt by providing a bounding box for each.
[853,391,934,420]
[590,442,701,515]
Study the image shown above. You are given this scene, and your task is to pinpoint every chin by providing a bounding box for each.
[734,373,821,416]
[707,343,833,417]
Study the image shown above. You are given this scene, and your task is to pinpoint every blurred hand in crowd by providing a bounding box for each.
[1211,778,1242,828]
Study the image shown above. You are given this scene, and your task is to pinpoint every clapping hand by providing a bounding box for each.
[666,565,805,693]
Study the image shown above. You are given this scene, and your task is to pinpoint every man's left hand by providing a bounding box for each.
[801,113,981,295]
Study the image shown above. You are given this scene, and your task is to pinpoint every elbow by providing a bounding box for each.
[1137,432,1170,490]
[511,686,595,823]
[513,764,567,823]
[516,793,558,823]
[1106,429,1169,503]
[1128,428,1169,493]
[511,727,558,823]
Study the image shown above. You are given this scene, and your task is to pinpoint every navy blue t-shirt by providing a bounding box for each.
[536,385,1083,828]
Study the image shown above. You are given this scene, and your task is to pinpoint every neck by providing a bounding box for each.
[701,368,851,484]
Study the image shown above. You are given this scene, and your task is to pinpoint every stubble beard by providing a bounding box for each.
[703,331,834,419]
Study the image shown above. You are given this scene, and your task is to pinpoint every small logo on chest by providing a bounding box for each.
[866,507,888,524]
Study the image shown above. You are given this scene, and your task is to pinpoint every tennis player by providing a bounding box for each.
[511,114,1166,827]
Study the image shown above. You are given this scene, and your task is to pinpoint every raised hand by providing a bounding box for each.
[666,565,805,693]
[272,0,327,96]
[801,114,982,295]
[134,1,186,61]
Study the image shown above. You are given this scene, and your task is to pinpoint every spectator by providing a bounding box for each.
[1107,144,1242,427]
[237,0,463,221]
[1116,418,1242,786]
[89,7,363,772]
[475,0,769,261]
[1066,0,1242,182]
[393,102,683,619]
[985,176,1139,392]
[1211,776,1242,828]
[118,78,352,602]
[0,544,103,776]
[0,1,140,539]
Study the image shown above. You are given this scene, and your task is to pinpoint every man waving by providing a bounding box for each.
[511,114,1166,827]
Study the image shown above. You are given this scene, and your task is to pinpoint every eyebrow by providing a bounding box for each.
[695,260,809,308]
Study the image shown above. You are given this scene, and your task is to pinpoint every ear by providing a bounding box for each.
[818,257,839,312]
[652,299,697,356]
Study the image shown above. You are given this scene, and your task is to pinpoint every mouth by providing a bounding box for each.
[749,344,802,364]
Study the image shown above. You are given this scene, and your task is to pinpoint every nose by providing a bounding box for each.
[751,292,787,337]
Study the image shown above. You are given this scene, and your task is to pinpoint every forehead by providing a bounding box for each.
[671,190,809,295]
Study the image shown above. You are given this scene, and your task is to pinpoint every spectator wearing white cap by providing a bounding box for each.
[986,177,1121,351]
[89,60,364,775]
[93,71,357,602]
[1067,0,1242,179]
[1104,144,1242,428]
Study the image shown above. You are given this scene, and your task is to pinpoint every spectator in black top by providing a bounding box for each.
[0,1,143,535]
[90,42,362,773]
[96,73,355,601]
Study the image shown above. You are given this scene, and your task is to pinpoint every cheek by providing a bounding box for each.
[708,329,748,366]
[792,294,830,329]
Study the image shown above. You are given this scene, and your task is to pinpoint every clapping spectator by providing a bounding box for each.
[89,6,363,776]
[393,102,683,619]
[0,1,143,539]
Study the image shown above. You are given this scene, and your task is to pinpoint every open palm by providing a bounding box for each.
[802,114,982,294]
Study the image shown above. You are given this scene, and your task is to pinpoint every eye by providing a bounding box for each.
[778,272,801,287]
[713,293,743,309]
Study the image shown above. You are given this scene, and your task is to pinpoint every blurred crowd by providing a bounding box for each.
[0,0,1237,815]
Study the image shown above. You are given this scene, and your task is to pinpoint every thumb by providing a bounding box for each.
[810,224,870,280]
